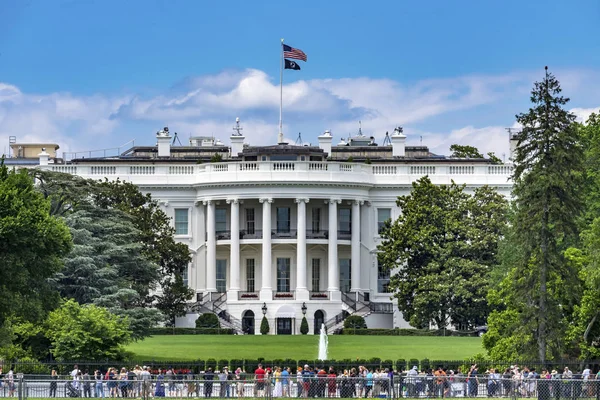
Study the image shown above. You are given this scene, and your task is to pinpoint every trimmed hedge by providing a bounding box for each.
[341,328,478,336]
[149,328,234,335]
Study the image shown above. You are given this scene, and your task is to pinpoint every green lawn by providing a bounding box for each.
[125,335,483,361]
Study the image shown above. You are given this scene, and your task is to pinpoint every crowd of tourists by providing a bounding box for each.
[2,364,600,399]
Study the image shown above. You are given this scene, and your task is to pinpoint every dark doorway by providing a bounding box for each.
[314,310,325,334]
[277,318,292,335]
[242,310,255,335]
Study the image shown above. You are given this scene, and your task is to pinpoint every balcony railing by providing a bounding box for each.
[338,230,352,240]
[216,230,230,240]
[306,229,328,239]
[271,229,297,239]
[310,292,329,300]
[240,229,262,239]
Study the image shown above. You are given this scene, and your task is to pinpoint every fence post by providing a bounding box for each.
[17,373,24,400]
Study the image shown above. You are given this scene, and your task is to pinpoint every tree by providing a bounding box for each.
[486,68,584,362]
[195,313,220,328]
[94,179,194,326]
[45,299,132,360]
[0,164,72,327]
[260,316,270,335]
[449,144,483,158]
[379,177,507,329]
[343,315,367,330]
[300,317,309,335]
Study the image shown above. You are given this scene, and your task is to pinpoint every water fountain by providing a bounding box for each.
[318,323,328,360]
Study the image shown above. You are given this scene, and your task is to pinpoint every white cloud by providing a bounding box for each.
[572,107,600,123]
[1,68,599,158]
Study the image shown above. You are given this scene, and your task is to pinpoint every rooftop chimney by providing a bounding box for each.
[38,148,49,166]
[157,127,172,157]
[318,130,333,156]
[230,117,245,157]
[391,126,406,157]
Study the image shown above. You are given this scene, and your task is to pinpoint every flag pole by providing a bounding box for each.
[279,38,284,144]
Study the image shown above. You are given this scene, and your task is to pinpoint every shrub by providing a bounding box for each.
[148,328,233,335]
[13,357,50,374]
[196,313,220,329]
[396,359,407,371]
[421,358,430,371]
[409,359,420,370]
[300,317,309,335]
[206,358,217,371]
[343,316,367,329]
[210,153,223,163]
[260,316,270,335]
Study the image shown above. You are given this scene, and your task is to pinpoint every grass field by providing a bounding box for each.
[125,335,484,361]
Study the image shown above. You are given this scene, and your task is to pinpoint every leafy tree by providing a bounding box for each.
[45,299,132,360]
[343,315,367,329]
[487,68,584,362]
[300,317,309,334]
[195,313,220,328]
[486,152,503,164]
[0,164,72,327]
[260,316,270,335]
[449,144,483,158]
[379,177,507,329]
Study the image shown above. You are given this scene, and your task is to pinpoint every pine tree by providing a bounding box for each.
[300,316,309,335]
[260,316,270,335]
[510,67,584,361]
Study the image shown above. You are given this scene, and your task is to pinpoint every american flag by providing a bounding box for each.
[283,44,307,62]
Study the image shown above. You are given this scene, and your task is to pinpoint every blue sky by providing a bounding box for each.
[1,0,599,158]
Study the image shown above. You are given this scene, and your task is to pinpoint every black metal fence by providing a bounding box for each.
[3,376,600,400]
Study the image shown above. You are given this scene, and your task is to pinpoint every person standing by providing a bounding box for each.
[94,370,105,399]
[50,369,59,398]
[254,364,265,397]
[204,368,215,398]
[83,370,92,398]
[140,367,151,400]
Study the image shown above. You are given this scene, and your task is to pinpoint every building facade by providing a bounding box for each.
[37,126,513,334]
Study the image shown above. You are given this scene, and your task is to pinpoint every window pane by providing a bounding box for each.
[276,258,290,292]
[377,208,392,234]
[311,259,320,291]
[216,208,227,233]
[339,259,351,293]
[246,259,255,292]
[277,207,290,233]
[216,259,227,293]
[174,208,188,235]
[338,208,351,233]
[246,208,255,234]
[182,265,189,287]
[312,208,321,232]
[377,259,391,293]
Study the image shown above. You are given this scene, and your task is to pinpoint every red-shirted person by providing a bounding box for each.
[254,364,266,397]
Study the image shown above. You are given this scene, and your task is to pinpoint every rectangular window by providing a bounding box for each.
[215,208,227,233]
[339,259,351,293]
[182,265,189,287]
[378,259,391,293]
[174,208,189,235]
[246,208,255,234]
[312,208,321,232]
[216,259,227,293]
[276,207,291,233]
[246,259,255,292]
[377,208,392,234]
[311,259,320,292]
[276,258,291,292]
[338,208,351,234]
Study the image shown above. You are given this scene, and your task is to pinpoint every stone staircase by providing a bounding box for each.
[190,293,244,334]
[324,292,394,333]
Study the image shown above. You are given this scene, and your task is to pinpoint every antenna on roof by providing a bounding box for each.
[172,132,183,146]
[233,117,243,136]
[420,136,423,145]
[295,132,303,145]
[383,131,392,146]
[358,120,363,137]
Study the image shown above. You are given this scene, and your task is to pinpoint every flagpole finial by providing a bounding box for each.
[281,38,284,43]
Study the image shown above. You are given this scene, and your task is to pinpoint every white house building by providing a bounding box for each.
[37,124,514,335]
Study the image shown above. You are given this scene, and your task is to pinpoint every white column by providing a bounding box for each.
[328,199,341,298]
[351,200,362,292]
[295,198,309,300]
[204,200,217,292]
[228,198,240,299]
[260,198,273,300]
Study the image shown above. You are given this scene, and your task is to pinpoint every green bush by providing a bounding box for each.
[421,358,430,371]
[396,359,407,371]
[210,153,223,163]
[343,315,367,329]
[260,316,270,335]
[300,317,309,335]
[13,357,50,374]
[408,359,420,370]
[148,328,233,335]
[206,358,217,371]
[196,313,220,329]
[342,328,444,336]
